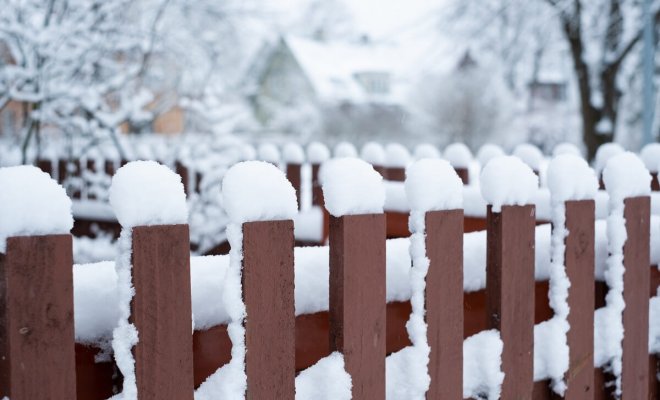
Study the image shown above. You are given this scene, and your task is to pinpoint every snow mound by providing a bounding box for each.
[384,143,411,168]
[257,143,280,164]
[480,156,539,212]
[513,143,544,171]
[360,142,386,165]
[222,161,298,224]
[444,143,473,168]
[295,353,351,400]
[463,330,504,399]
[405,159,463,212]
[552,143,582,158]
[594,142,624,173]
[413,143,441,160]
[320,158,385,216]
[307,142,330,164]
[602,152,651,203]
[476,144,505,167]
[109,161,187,228]
[334,142,358,158]
[0,165,73,252]
[640,143,660,173]
[547,154,598,202]
[282,143,305,164]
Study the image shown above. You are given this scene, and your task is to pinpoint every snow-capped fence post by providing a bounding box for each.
[321,158,386,400]
[405,159,464,399]
[384,143,410,182]
[307,142,330,207]
[444,143,473,185]
[546,155,599,398]
[602,153,651,398]
[109,161,194,400]
[284,143,305,210]
[221,161,297,399]
[0,167,76,400]
[481,156,539,398]
[361,142,386,178]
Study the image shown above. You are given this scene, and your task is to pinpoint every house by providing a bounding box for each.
[244,35,409,141]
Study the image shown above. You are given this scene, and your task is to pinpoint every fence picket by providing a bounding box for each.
[563,200,596,398]
[243,220,295,399]
[0,234,77,399]
[329,214,386,400]
[286,163,302,210]
[425,209,464,399]
[486,204,536,398]
[131,224,194,400]
[621,196,650,399]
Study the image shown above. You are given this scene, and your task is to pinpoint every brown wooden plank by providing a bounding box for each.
[425,210,463,399]
[386,211,410,238]
[329,214,386,400]
[175,161,190,196]
[454,167,469,185]
[131,224,194,400]
[651,172,659,192]
[286,164,302,210]
[564,200,596,399]
[243,220,295,400]
[37,158,53,177]
[385,167,406,182]
[486,204,536,398]
[311,163,324,206]
[192,325,232,388]
[0,234,77,399]
[621,196,650,399]
[75,344,119,399]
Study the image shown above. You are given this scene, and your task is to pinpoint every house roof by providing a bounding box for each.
[281,35,406,104]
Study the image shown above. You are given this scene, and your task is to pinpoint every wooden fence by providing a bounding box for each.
[1,173,658,399]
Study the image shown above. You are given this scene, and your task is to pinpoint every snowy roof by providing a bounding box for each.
[282,35,406,103]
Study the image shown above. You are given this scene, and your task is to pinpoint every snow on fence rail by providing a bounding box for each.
[1,153,659,399]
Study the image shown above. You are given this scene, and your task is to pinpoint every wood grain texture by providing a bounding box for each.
[131,224,194,400]
[286,164,302,210]
[486,204,536,399]
[329,214,386,400]
[425,210,464,399]
[563,200,595,399]
[243,220,295,400]
[621,196,650,399]
[0,234,77,400]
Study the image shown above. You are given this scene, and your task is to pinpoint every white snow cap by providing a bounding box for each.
[257,143,281,164]
[0,166,73,252]
[602,152,651,202]
[334,142,358,158]
[360,142,386,165]
[480,156,539,212]
[552,142,582,158]
[222,161,298,224]
[413,143,441,160]
[405,159,463,212]
[513,143,544,171]
[384,143,412,168]
[109,161,188,228]
[476,144,505,167]
[320,158,385,216]
[547,154,598,202]
[282,142,305,164]
[594,142,624,173]
[444,143,473,168]
[640,143,660,172]
[307,142,330,164]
